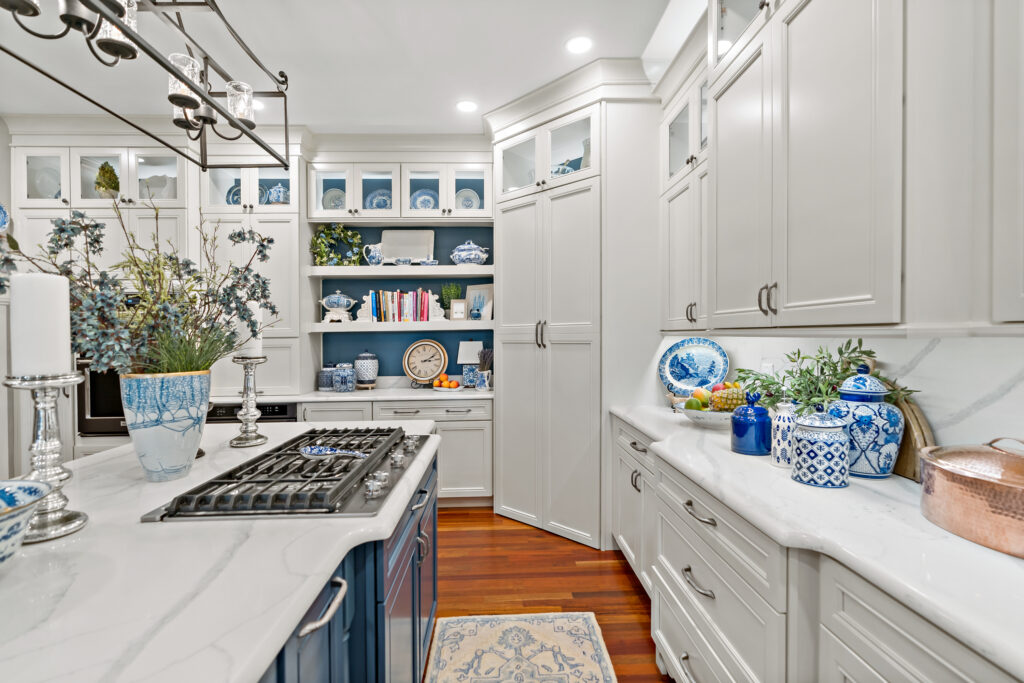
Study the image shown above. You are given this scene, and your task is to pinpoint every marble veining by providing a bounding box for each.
[0,421,439,683]
[611,405,1024,680]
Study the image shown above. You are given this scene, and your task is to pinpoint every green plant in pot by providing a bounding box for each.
[1,199,276,482]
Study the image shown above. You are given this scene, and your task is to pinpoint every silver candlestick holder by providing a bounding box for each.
[3,372,88,543]
[230,355,268,448]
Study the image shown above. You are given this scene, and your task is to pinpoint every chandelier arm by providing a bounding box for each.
[208,122,244,142]
[85,36,121,68]
[86,14,103,40]
[12,11,73,40]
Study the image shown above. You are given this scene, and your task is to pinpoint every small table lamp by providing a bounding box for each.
[457,340,483,387]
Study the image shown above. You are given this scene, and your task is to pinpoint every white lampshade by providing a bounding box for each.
[457,340,483,365]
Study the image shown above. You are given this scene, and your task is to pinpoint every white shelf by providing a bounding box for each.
[308,265,493,279]
[307,320,494,333]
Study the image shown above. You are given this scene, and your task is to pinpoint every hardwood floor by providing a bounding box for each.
[436,507,672,682]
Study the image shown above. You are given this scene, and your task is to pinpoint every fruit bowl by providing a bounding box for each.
[433,385,464,393]
[674,407,733,429]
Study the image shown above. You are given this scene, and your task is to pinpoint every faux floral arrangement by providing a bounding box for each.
[735,338,915,415]
[311,223,363,266]
[0,201,277,374]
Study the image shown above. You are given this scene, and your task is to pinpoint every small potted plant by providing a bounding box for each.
[1,193,276,482]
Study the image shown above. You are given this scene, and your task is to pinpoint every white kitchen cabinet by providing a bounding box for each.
[400,163,492,219]
[11,208,127,274]
[612,444,648,581]
[435,420,492,497]
[210,337,300,396]
[661,162,708,331]
[708,0,773,85]
[12,147,70,209]
[70,148,129,208]
[661,66,709,191]
[307,162,402,220]
[494,104,600,203]
[708,29,775,329]
[0,300,7,479]
[353,163,401,218]
[307,162,353,219]
[200,158,299,214]
[127,149,187,208]
[300,402,373,422]
[129,208,189,255]
[993,0,1024,322]
[250,215,300,338]
[494,176,601,547]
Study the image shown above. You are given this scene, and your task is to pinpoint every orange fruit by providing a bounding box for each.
[441,380,451,388]
[433,379,441,387]
[450,380,460,389]
[439,373,449,382]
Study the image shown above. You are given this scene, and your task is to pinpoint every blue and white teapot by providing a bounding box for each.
[320,290,357,323]
[266,183,289,205]
[450,240,489,265]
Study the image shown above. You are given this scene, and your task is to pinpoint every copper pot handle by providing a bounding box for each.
[985,438,1024,456]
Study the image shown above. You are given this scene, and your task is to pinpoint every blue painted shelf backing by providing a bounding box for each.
[323,330,493,376]
[319,226,492,266]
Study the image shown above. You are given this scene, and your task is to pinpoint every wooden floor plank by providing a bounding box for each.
[436,507,671,681]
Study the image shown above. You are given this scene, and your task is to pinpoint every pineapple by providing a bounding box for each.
[711,387,745,412]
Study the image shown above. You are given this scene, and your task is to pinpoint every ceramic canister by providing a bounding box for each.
[462,364,479,387]
[771,401,797,468]
[318,366,335,392]
[791,412,850,488]
[355,350,379,388]
[731,393,771,456]
[333,363,355,392]
[827,368,905,478]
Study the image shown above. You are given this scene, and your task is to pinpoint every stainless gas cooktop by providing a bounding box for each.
[141,427,428,522]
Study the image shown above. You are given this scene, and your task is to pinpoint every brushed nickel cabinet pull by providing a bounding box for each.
[629,440,648,454]
[298,577,348,638]
[682,565,715,599]
[684,499,717,526]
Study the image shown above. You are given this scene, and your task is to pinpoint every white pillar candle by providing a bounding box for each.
[237,303,263,357]
[10,273,73,377]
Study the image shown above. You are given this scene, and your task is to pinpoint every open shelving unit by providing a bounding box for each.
[308,320,494,333]
[308,265,493,279]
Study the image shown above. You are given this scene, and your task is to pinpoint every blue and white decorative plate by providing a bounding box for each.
[322,188,346,210]
[225,184,242,205]
[364,188,392,210]
[551,164,575,176]
[410,188,439,210]
[299,445,367,459]
[658,337,729,397]
[0,203,8,232]
[454,188,481,210]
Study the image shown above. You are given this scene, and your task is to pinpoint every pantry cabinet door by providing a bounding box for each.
[662,174,700,331]
[495,193,544,334]
[493,338,543,527]
[770,0,903,326]
[708,31,774,329]
[993,0,1024,321]
[544,177,601,334]
[612,447,644,574]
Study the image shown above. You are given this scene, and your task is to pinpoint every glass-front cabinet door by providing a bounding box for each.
[201,166,246,212]
[709,0,770,79]
[128,149,186,207]
[14,148,70,208]
[401,164,444,218]
[448,163,491,218]
[308,163,353,219]
[662,69,708,191]
[495,132,540,202]
[354,163,400,218]
[668,103,691,180]
[545,105,599,189]
[255,162,298,213]
[71,148,128,207]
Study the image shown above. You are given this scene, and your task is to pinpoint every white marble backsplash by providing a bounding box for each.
[643,335,1024,446]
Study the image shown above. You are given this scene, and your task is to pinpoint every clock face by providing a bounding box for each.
[403,340,448,383]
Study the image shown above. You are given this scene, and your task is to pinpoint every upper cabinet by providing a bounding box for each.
[709,0,773,84]
[13,148,70,209]
[71,148,128,208]
[494,104,600,203]
[127,149,187,208]
[401,163,492,218]
[661,66,709,192]
[200,157,299,214]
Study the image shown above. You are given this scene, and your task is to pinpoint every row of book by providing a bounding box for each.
[368,289,434,322]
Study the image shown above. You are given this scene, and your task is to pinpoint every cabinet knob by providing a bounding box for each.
[536,181,541,187]
[541,179,547,185]
[61,198,70,206]
[759,0,769,9]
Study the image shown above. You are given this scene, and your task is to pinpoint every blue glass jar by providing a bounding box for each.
[731,392,771,455]
[333,363,355,392]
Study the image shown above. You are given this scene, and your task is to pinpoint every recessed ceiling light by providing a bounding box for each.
[456,100,478,113]
[252,99,265,111]
[565,36,593,54]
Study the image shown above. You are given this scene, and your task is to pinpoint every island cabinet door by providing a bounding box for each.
[417,485,438,664]
[381,534,418,683]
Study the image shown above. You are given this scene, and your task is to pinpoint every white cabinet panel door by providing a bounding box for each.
[130,208,188,254]
[708,32,774,328]
[210,338,299,396]
[613,447,643,573]
[250,215,299,337]
[545,178,601,333]
[493,338,542,526]
[771,0,902,326]
[495,194,543,333]
[436,420,493,498]
[662,173,701,331]
[542,336,600,547]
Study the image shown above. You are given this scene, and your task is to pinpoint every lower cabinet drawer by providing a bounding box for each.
[652,570,731,683]
[612,416,658,470]
[819,557,1015,682]
[301,402,372,422]
[655,496,786,682]
[373,400,492,421]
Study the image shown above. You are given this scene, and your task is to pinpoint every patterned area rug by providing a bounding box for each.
[424,612,617,682]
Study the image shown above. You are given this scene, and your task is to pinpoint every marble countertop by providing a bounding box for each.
[611,405,1024,680]
[210,387,493,405]
[0,421,439,683]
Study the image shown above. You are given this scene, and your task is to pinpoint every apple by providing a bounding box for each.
[711,382,727,393]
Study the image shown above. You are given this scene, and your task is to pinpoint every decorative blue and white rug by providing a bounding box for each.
[424,612,617,682]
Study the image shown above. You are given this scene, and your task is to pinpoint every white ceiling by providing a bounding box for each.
[0,0,668,135]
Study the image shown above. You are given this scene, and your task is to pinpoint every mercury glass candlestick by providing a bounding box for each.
[3,372,87,543]
[230,355,268,448]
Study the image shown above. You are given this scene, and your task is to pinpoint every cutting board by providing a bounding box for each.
[892,397,935,482]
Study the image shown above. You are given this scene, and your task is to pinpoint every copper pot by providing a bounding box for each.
[920,438,1024,558]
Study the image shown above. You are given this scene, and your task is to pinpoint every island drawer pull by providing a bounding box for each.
[682,565,715,599]
[678,652,698,683]
[298,577,348,638]
[410,490,430,511]
[393,409,420,415]
[629,440,648,454]
[684,499,717,527]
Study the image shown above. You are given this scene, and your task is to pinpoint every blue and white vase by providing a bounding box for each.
[791,412,850,488]
[333,363,355,392]
[771,401,796,468]
[119,371,211,482]
[827,368,904,478]
[355,351,378,389]
[462,364,479,387]
[476,370,491,391]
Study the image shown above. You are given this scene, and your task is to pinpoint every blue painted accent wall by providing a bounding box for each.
[323,330,492,376]
[325,226,492,266]
[321,277,493,320]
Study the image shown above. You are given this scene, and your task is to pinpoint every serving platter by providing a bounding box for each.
[658,337,729,397]
[322,188,346,210]
[410,188,439,209]
[454,188,481,209]
[364,188,393,210]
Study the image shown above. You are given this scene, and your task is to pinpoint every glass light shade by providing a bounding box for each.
[96,0,137,60]
[0,0,40,17]
[226,81,255,129]
[167,52,201,109]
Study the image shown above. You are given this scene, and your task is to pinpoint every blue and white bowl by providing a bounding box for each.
[299,445,367,459]
[0,480,52,568]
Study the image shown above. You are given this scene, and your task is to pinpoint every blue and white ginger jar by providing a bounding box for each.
[333,363,355,392]
[450,240,489,265]
[266,182,289,205]
[791,412,850,488]
[354,351,378,388]
[771,401,796,468]
[827,368,904,478]
[0,480,52,567]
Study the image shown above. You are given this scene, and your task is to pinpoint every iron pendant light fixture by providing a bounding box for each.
[1,0,290,171]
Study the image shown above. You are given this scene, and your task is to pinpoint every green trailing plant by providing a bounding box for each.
[440,282,462,310]
[310,223,363,266]
[735,338,916,416]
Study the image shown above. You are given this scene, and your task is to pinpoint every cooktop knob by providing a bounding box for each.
[390,451,406,468]
[364,479,383,498]
[373,471,390,487]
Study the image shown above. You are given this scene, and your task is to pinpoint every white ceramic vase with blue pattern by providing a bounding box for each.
[827,368,904,478]
[791,412,850,488]
[771,401,796,468]
[120,371,211,482]
[0,480,52,568]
